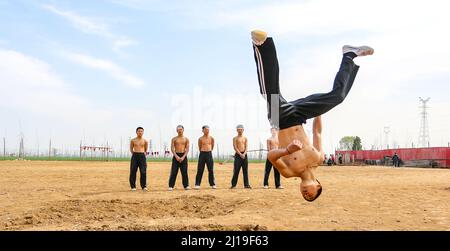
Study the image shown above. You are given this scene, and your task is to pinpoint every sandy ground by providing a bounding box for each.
[0,160,449,231]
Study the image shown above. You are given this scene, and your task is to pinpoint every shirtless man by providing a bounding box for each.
[251,30,374,201]
[169,125,191,190]
[263,127,283,189]
[195,125,216,189]
[231,124,251,189]
[129,127,149,191]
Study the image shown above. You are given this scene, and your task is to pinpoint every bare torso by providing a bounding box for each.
[267,136,279,151]
[234,136,247,153]
[199,135,214,152]
[278,125,321,175]
[131,137,148,153]
[172,136,189,153]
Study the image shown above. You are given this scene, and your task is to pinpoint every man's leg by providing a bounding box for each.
[231,154,241,187]
[129,154,138,189]
[180,158,189,188]
[138,154,147,189]
[263,159,272,187]
[290,45,373,120]
[242,155,251,188]
[206,152,215,187]
[274,167,281,188]
[290,57,359,120]
[252,37,280,95]
[168,157,179,188]
[252,35,285,128]
[195,153,206,186]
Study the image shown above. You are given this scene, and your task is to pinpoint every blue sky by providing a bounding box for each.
[1,0,449,157]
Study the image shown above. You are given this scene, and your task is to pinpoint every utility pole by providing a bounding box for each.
[3,137,5,160]
[418,97,430,148]
[19,135,24,159]
[120,137,123,158]
[384,126,390,149]
[216,144,219,161]
[49,139,52,160]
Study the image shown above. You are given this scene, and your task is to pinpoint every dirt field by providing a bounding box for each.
[0,160,449,231]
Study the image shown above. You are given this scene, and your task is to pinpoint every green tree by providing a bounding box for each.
[339,136,355,150]
[352,136,362,150]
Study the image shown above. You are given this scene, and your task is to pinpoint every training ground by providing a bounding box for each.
[1,161,449,230]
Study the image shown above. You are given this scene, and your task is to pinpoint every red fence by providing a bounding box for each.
[335,147,450,168]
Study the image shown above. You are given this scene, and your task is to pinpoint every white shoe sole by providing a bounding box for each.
[343,45,374,56]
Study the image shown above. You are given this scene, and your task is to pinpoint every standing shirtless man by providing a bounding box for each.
[231,124,251,189]
[195,125,216,189]
[251,30,373,201]
[129,127,149,191]
[264,127,283,189]
[169,125,191,190]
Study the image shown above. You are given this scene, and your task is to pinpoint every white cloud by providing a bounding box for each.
[62,52,145,88]
[0,49,154,152]
[0,49,99,120]
[42,4,138,52]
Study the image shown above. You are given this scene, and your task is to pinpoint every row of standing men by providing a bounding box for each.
[129,125,283,191]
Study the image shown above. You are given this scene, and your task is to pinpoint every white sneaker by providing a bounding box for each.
[185,186,191,190]
[343,45,374,57]
[263,185,269,189]
[143,187,148,191]
[194,185,200,190]
[211,185,217,189]
[131,188,137,191]
[251,30,268,46]
[168,187,174,191]
[276,186,284,189]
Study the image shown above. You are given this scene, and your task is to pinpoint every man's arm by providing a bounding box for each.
[144,140,149,155]
[182,138,190,160]
[242,137,248,157]
[198,137,202,151]
[171,138,178,160]
[211,137,215,151]
[130,139,134,154]
[268,149,295,178]
[268,140,303,177]
[267,139,272,151]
